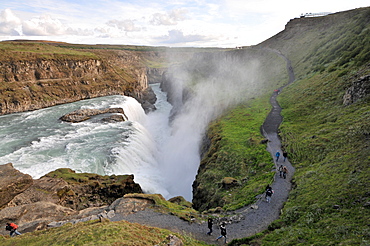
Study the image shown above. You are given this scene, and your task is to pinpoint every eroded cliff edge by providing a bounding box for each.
[0,41,164,115]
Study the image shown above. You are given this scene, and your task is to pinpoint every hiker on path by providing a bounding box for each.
[216,222,227,243]
[207,218,213,235]
[282,166,288,179]
[278,165,284,178]
[275,151,281,162]
[283,151,288,162]
[265,186,274,203]
[6,222,21,237]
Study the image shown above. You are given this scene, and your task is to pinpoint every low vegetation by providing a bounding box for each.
[124,193,200,223]
[0,7,369,246]
[226,7,370,245]
[0,41,98,61]
[0,219,207,246]
[194,96,275,211]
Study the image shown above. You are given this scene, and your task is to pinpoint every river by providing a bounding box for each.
[0,84,183,199]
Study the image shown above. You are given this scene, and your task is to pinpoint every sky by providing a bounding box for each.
[0,0,368,48]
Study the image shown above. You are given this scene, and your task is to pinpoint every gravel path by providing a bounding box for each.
[111,50,296,245]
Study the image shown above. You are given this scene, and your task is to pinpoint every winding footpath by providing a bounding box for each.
[111,50,296,245]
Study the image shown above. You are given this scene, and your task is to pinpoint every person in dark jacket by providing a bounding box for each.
[216,222,227,243]
[283,151,288,162]
[207,218,213,235]
[265,187,273,203]
[6,222,21,237]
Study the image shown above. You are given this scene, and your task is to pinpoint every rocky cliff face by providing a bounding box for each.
[0,45,161,115]
[0,164,142,234]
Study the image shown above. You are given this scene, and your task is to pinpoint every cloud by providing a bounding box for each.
[0,8,21,35]
[155,29,210,45]
[151,8,188,25]
[22,14,93,36]
[106,19,141,32]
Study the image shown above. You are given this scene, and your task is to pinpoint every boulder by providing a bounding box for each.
[0,163,33,209]
[343,75,370,105]
[221,177,239,189]
[168,196,192,208]
[43,168,143,210]
[0,166,144,235]
[163,234,183,246]
[7,176,69,207]
[101,114,125,123]
[0,201,76,234]
[109,197,154,215]
[60,107,127,123]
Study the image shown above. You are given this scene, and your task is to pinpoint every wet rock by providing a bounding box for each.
[60,107,127,123]
[101,114,125,123]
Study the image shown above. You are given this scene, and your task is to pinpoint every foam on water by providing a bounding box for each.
[0,94,170,196]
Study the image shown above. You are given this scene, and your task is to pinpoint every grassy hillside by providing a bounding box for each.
[0,219,207,246]
[227,7,370,246]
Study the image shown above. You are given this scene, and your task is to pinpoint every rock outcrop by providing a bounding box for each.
[0,163,33,209]
[343,75,370,105]
[0,164,143,234]
[0,43,161,116]
[60,107,128,123]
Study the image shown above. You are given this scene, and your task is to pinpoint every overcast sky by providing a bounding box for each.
[0,1,368,47]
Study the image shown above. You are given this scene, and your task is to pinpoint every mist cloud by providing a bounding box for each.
[160,51,262,199]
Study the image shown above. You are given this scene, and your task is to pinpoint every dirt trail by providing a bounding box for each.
[111,50,296,244]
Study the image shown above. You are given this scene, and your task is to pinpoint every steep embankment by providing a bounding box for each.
[0,41,160,115]
[227,7,370,245]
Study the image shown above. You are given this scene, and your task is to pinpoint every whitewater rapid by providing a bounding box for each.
[0,84,177,198]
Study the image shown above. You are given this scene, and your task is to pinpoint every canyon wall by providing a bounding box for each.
[0,44,163,115]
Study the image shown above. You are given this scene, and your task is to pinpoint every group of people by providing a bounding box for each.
[207,218,227,243]
[275,150,288,162]
[276,151,288,179]
[265,150,289,204]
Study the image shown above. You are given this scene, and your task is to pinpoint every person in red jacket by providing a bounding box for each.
[5,222,21,237]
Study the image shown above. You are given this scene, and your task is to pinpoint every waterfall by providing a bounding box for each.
[0,94,170,198]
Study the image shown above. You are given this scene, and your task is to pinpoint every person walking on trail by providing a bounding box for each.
[207,218,213,235]
[282,166,288,179]
[278,165,284,178]
[265,186,274,203]
[283,151,288,162]
[6,222,21,237]
[275,151,280,162]
[216,222,227,243]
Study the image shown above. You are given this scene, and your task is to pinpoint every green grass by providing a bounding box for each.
[226,70,370,245]
[0,41,98,61]
[0,219,207,246]
[194,95,275,211]
[124,193,200,223]
[44,168,132,184]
